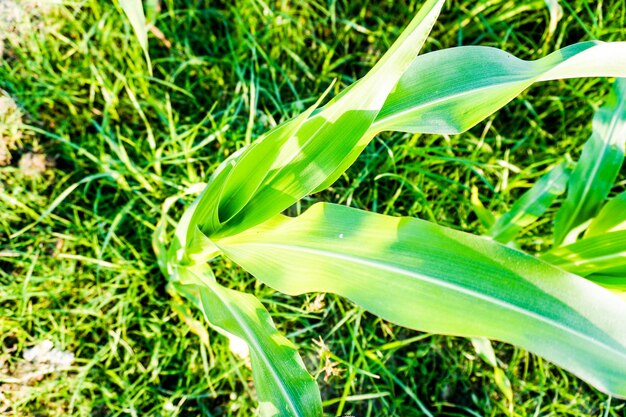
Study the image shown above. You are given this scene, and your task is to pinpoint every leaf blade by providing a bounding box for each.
[174,265,322,417]
[118,0,152,74]
[372,43,626,134]
[215,203,626,398]
[188,40,626,244]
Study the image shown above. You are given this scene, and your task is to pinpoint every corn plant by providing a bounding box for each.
[148,0,626,414]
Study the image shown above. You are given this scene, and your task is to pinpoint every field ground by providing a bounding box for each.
[1,0,625,416]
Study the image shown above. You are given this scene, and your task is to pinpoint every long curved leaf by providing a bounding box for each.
[173,265,322,417]
[314,42,626,196]
[372,42,626,134]
[554,78,626,245]
[214,203,626,398]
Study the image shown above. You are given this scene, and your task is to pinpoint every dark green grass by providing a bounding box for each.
[1,0,625,415]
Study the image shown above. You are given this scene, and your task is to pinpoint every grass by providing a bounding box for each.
[1,0,625,415]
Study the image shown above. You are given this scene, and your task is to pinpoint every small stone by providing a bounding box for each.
[18,152,48,176]
[0,94,23,165]
[23,339,74,370]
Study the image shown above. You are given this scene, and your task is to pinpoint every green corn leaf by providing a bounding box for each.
[214,203,626,398]
[186,0,445,241]
[586,191,626,237]
[173,264,322,417]
[488,161,573,243]
[157,197,321,415]
[187,87,330,242]
[372,42,626,135]
[316,42,626,194]
[541,230,626,277]
[553,78,626,246]
[118,0,152,74]
[585,275,626,292]
[153,183,208,276]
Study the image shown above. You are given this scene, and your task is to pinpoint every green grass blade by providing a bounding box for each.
[541,230,626,277]
[544,0,563,40]
[372,42,626,134]
[215,203,626,398]
[586,191,626,237]
[10,172,116,239]
[488,161,573,243]
[553,79,626,245]
[173,265,322,417]
[188,0,444,240]
[118,0,152,74]
[470,337,498,368]
[470,186,496,229]
[470,336,514,403]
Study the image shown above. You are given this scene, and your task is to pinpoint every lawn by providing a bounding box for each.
[1,0,625,416]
